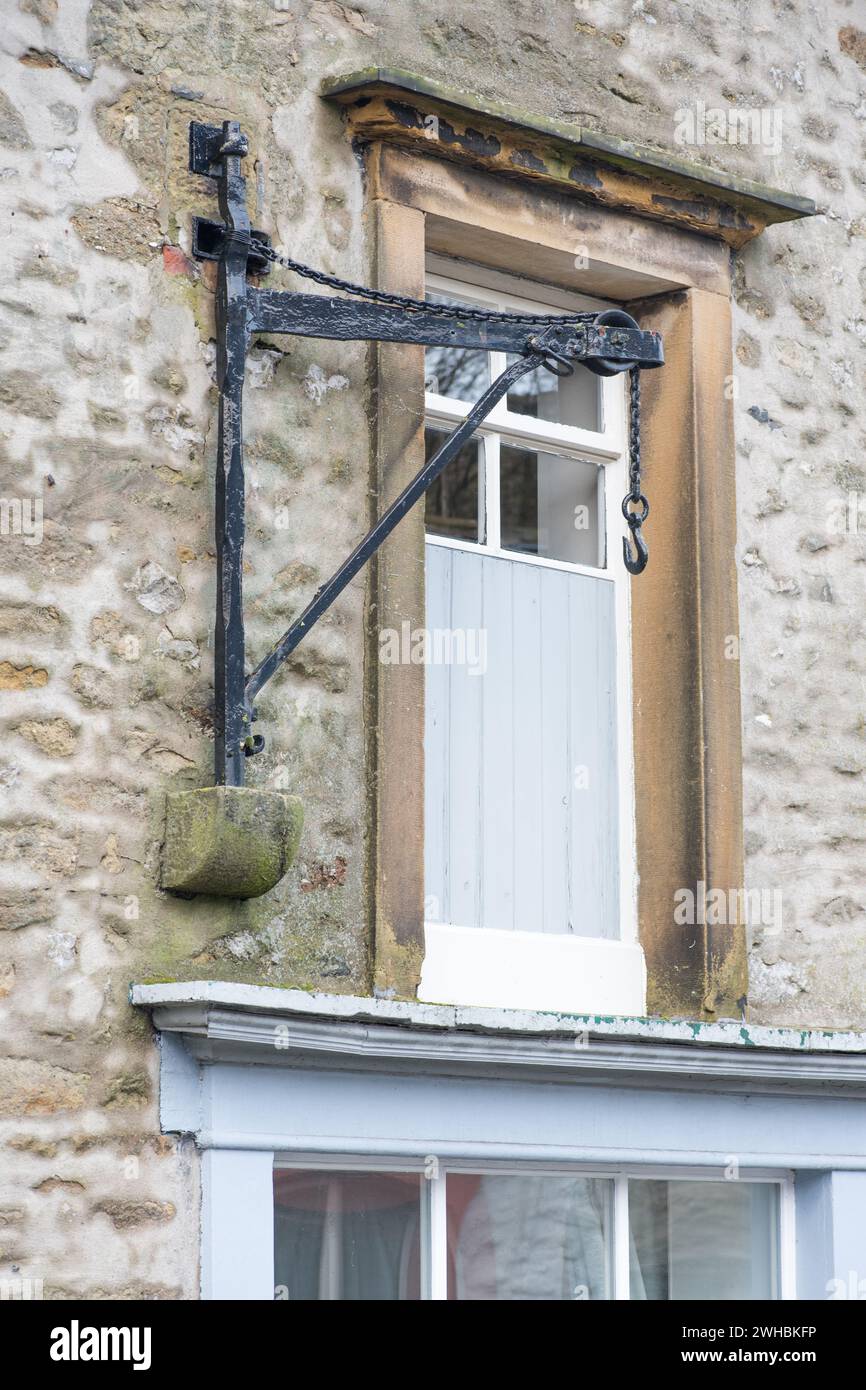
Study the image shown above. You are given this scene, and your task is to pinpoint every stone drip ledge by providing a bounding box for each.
[130,980,866,1055]
[322,67,817,249]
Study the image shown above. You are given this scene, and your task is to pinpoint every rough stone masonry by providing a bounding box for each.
[0,0,864,1296]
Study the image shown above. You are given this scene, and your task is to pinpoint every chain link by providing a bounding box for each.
[628,367,642,503]
[623,368,647,521]
[621,368,649,572]
[248,237,596,327]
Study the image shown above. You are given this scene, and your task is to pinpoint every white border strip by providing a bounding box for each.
[418,922,646,1015]
[129,980,866,1054]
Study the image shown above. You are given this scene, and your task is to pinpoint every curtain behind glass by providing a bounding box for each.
[449,1174,612,1300]
[274,1171,421,1301]
[629,1180,778,1301]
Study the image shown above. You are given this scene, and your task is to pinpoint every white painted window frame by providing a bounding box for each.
[270,1154,796,1302]
[420,259,641,1014]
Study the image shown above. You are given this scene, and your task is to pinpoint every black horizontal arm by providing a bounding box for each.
[246,289,664,368]
[244,351,546,706]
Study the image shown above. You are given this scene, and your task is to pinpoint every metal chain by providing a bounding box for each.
[621,368,649,573]
[248,237,596,327]
[628,367,642,502]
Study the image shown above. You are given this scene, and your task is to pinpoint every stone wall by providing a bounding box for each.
[0,0,864,1296]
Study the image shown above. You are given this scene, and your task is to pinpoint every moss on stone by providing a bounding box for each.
[161,786,303,898]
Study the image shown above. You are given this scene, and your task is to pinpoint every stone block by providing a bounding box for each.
[161,786,303,898]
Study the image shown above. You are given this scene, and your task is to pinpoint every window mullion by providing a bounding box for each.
[778,1178,796,1300]
[422,1168,448,1300]
[484,434,500,550]
[488,350,508,426]
[613,1174,630,1300]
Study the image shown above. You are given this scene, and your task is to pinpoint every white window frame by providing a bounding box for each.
[272,1155,796,1302]
[420,258,643,1014]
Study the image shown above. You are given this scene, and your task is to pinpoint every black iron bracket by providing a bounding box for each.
[192,217,272,276]
[188,119,664,787]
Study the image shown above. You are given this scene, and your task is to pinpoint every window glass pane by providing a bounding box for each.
[447,1174,612,1300]
[273,1169,422,1301]
[629,1180,779,1301]
[425,293,490,401]
[505,353,600,431]
[424,427,482,543]
[500,444,603,567]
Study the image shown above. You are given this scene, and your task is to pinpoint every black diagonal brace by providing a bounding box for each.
[245,351,548,707]
[188,120,664,786]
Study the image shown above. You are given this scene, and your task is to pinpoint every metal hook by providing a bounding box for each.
[539,348,575,377]
[622,493,649,575]
[524,333,575,377]
[622,525,648,575]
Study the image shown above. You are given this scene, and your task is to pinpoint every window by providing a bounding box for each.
[628,1179,781,1301]
[274,1169,424,1301]
[423,268,616,571]
[419,259,643,1015]
[273,1162,786,1301]
[354,93,756,1015]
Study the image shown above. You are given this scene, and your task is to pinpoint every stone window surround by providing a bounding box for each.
[322,70,817,1019]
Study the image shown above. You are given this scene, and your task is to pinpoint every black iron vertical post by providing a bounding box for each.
[214,121,250,787]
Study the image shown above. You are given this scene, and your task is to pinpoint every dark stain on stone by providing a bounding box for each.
[568,158,604,190]
[652,192,711,222]
[319,956,351,978]
[437,118,501,158]
[384,101,501,157]
[385,98,425,131]
[747,405,783,431]
[511,148,547,173]
[717,202,753,232]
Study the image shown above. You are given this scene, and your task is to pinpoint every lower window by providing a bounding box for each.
[273,1163,784,1301]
